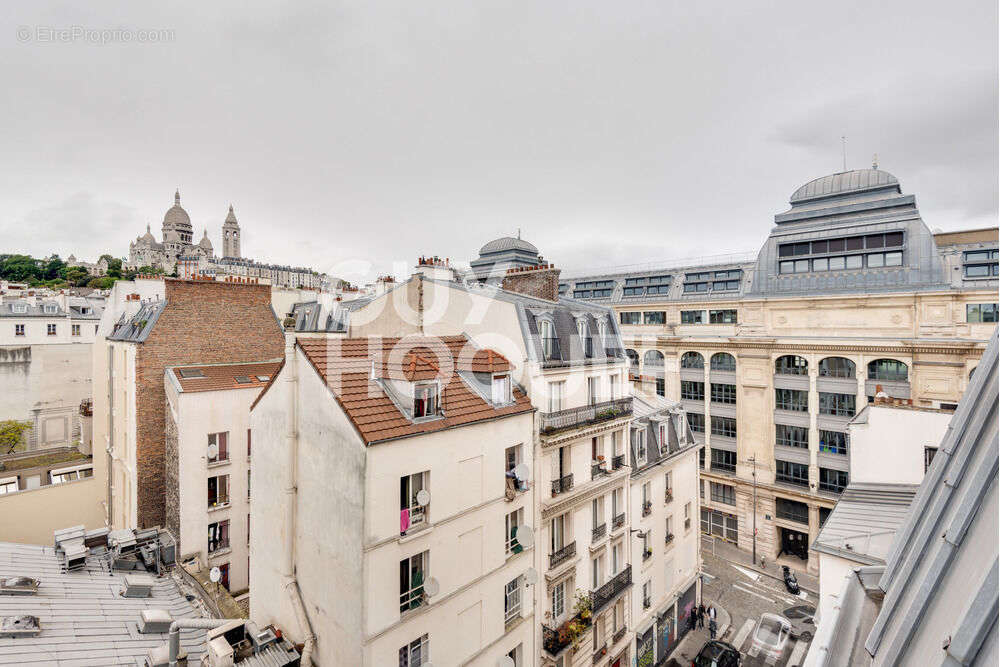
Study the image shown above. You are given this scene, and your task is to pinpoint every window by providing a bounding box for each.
[681,351,704,369]
[413,383,439,418]
[709,309,737,324]
[47,323,56,336]
[550,514,567,552]
[578,319,593,358]
[71,324,80,336]
[218,562,230,590]
[207,432,229,463]
[399,551,429,612]
[924,447,937,472]
[819,357,855,378]
[710,449,736,473]
[551,581,566,619]
[868,359,908,381]
[620,312,641,325]
[50,465,93,483]
[681,380,704,401]
[505,576,523,624]
[962,249,999,278]
[587,377,599,405]
[207,474,230,508]
[710,383,736,404]
[643,350,665,368]
[711,416,737,438]
[656,377,665,397]
[609,374,619,399]
[43,304,57,314]
[699,448,705,468]
[967,304,999,323]
[208,519,230,553]
[665,515,673,538]
[506,508,524,554]
[819,430,848,455]
[626,349,639,368]
[592,496,605,530]
[612,541,623,573]
[633,427,647,465]
[775,355,808,376]
[710,482,735,505]
[684,502,691,530]
[776,424,808,449]
[540,319,559,360]
[643,311,666,325]
[710,354,736,373]
[401,471,429,532]
[775,461,809,487]
[681,310,705,324]
[0,478,17,494]
[547,381,564,413]
[399,634,429,667]
[11,304,26,313]
[492,374,511,404]
[687,413,705,433]
[819,392,855,417]
[247,429,251,459]
[14,324,23,336]
[775,388,808,412]
[247,469,251,499]
[775,498,808,524]
[819,468,848,494]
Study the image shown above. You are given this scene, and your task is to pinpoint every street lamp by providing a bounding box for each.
[747,455,758,566]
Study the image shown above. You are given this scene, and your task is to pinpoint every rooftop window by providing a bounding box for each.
[413,383,440,419]
[178,368,205,378]
[963,249,999,278]
[778,232,905,274]
[683,270,742,294]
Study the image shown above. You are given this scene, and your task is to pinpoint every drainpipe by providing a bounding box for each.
[168,618,230,667]
[280,323,317,664]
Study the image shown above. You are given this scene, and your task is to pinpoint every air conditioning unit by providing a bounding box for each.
[138,609,172,634]
[145,643,188,667]
[0,577,39,596]
[121,573,156,598]
[61,539,88,571]
[0,615,40,638]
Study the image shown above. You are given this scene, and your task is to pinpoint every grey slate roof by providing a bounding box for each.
[0,300,64,318]
[811,483,918,565]
[107,299,166,343]
[789,169,900,204]
[0,541,207,665]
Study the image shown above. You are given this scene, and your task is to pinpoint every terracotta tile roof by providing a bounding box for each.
[296,335,532,444]
[170,361,282,393]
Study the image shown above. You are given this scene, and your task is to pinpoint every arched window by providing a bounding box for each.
[644,350,665,367]
[970,366,978,379]
[868,359,908,382]
[625,349,639,368]
[775,355,808,376]
[819,357,856,379]
[710,353,736,372]
[681,351,704,369]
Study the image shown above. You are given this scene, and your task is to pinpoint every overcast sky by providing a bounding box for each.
[2,1,996,282]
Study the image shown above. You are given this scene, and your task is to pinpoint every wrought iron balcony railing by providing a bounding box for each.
[591,462,609,480]
[642,501,652,517]
[612,454,626,470]
[549,541,577,569]
[591,565,632,614]
[664,489,673,503]
[540,397,633,434]
[592,523,606,542]
[550,474,574,496]
[613,626,627,644]
[612,512,625,530]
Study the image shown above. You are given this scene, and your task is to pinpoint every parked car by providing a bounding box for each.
[692,640,741,667]
[782,565,800,595]
[782,605,816,641]
[751,613,791,661]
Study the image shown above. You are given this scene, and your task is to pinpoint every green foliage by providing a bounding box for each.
[0,254,42,282]
[87,276,116,289]
[0,420,32,455]
[64,265,91,286]
[42,255,66,280]
[123,265,163,280]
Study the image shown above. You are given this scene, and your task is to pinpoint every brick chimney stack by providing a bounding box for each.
[501,263,561,302]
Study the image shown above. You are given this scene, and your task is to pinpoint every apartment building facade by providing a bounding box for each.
[164,360,279,594]
[93,277,283,531]
[562,167,997,574]
[250,333,537,666]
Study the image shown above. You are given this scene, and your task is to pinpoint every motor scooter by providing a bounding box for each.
[782,565,800,595]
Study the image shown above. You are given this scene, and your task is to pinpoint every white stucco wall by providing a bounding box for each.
[848,405,952,485]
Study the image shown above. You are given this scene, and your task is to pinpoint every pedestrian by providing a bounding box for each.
[709,618,718,640]
[697,603,705,628]
[687,609,697,632]
[708,605,717,621]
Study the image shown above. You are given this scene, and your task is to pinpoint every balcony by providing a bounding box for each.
[550,474,574,497]
[612,512,625,531]
[643,596,651,609]
[543,612,592,657]
[591,564,632,614]
[549,541,577,569]
[593,644,608,663]
[664,489,673,503]
[592,523,607,542]
[665,533,674,546]
[540,397,633,435]
[642,501,652,517]
[613,626,627,644]
[612,454,626,470]
[591,462,609,480]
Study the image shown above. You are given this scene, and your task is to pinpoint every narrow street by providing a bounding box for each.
[671,536,816,667]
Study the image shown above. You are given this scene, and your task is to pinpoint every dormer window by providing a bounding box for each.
[413,383,439,418]
[43,304,56,314]
[12,304,26,314]
[492,374,512,405]
[633,427,647,466]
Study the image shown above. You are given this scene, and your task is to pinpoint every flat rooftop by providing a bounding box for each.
[0,541,207,665]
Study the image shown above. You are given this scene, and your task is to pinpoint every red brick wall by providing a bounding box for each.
[501,267,561,302]
[134,279,283,528]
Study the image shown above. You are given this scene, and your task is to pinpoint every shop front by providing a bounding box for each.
[701,507,739,543]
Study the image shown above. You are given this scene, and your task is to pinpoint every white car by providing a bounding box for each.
[751,613,791,661]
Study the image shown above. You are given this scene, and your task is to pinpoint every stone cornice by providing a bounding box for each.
[623,336,987,357]
[542,470,629,520]
[540,415,631,448]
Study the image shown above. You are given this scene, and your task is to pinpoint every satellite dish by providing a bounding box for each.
[523,568,538,585]
[424,577,440,597]
[515,526,534,549]
[497,657,515,667]
[209,567,221,584]
[207,443,219,459]
[415,489,430,507]
[513,463,530,482]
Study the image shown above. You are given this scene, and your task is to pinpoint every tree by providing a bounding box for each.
[43,255,65,281]
[0,420,32,454]
[64,266,91,287]
[0,255,42,282]
[87,276,115,289]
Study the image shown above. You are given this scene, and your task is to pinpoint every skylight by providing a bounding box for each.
[177,368,205,379]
